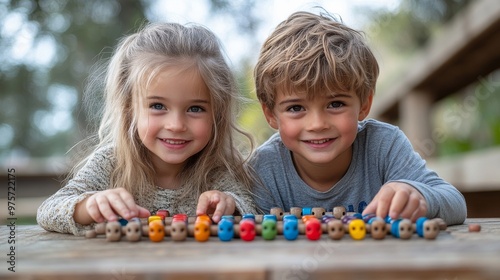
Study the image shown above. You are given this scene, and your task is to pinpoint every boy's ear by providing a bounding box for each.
[358,92,374,121]
[261,103,279,129]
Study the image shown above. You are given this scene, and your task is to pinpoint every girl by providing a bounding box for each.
[37,22,257,235]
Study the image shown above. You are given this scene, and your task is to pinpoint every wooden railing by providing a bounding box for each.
[369,0,500,193]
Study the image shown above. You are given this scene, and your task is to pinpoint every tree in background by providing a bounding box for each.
[1,0,497,162]
[0,0,260,162]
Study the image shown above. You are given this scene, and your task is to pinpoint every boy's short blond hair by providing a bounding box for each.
[254,10,379,109]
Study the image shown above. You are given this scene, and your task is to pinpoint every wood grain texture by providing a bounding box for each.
[1,218,500,279]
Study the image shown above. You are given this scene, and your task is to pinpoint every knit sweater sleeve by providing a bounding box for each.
[36,147,115,236]
[374,124,467,225]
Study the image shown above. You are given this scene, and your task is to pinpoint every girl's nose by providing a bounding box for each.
[165,113,187,132]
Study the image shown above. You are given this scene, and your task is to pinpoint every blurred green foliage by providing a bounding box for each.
[1,0,497,162]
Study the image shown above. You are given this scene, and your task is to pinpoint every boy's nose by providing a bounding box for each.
[306,111,329,131]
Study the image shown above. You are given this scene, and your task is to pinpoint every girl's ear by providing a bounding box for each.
[262,103,279,129]
[358,92,374,121]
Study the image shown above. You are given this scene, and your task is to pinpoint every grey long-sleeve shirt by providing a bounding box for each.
[37,146,257,235]
[250,119,467,225]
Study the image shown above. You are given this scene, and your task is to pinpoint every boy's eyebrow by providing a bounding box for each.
[277,93,353,106]
[278,98,304,106]
[331,93,353,98]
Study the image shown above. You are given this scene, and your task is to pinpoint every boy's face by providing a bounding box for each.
[262,89,372,170]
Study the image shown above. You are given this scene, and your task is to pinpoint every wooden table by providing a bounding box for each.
[1,218,500,279]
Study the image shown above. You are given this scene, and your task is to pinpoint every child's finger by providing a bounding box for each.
[388,189,410,219]
[118,190,139,218]
[196,193,210,216]
[398,192,420,220]
[374,187,395,219]
[211,196,225,223]
[95,195,118,221]
[86,196,105,223]
[106,192,133,220]
[362,200,377,216]
[137,206,151,218]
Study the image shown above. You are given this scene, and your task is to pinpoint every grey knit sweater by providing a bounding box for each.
[37,146,257,235]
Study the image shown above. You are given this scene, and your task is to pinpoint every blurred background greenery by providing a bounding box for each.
[1,0,498,163]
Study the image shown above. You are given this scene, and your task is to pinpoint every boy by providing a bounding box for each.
[251,10,466,225]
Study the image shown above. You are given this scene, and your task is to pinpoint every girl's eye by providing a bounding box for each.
[329,101,344,109]
[286,105,304,112]
[188,106,205,113]
[150,103,165,110]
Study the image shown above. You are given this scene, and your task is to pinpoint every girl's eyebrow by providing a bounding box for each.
[146,95,210,104]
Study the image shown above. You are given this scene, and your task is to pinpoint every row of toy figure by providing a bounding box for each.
[85,207,446,242]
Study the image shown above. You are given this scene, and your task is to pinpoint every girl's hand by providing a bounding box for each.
[74,187,150,225]
[196,190,236,223]
[362,182,427,222]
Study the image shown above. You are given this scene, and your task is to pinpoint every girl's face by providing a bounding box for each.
[137,68,213,172]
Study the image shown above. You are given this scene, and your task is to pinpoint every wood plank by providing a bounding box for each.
[1,219,500,279]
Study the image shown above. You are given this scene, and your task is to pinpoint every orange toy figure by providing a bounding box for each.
[194,214,212,242]
[148,220,165,242]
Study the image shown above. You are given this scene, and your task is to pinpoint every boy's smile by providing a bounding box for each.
[263,89,372,189]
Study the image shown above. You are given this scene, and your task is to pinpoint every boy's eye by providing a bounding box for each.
[188,106,205,113]
[286,105,304,112]
[150,103,165,110]
[329,101,344,108]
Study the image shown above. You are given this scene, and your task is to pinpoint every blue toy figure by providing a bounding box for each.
[217,218,234,242]
[283,216,299,241]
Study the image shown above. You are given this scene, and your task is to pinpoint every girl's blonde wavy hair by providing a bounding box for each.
[73,22,254,199]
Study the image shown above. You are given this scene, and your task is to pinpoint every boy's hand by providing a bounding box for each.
[196,190,236,223]
[362,182,427,222]
[74,187,150,225]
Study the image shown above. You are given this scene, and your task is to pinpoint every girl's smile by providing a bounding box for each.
[137,66,213,173]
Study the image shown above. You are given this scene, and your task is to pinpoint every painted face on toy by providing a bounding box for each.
[283,219,299,241]
[333,206,347,219]
[270,207,284,221]
[398,219,413,240]
[327,220,345,240]
[369,219,386,240]
[261,219,277,240]
[170,221,188,241]
[218,219,234,242]
[311,207,326,219]
[106,221,122,242]
[148,220,165,242]
[239,219,256,242]
[423,220,439,240]
[349,219,366,240]
[125,221,142,242]
[194,220,211,242]
[305,218,322,241]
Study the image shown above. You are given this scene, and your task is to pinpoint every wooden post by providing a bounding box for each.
[400,90,434,158]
